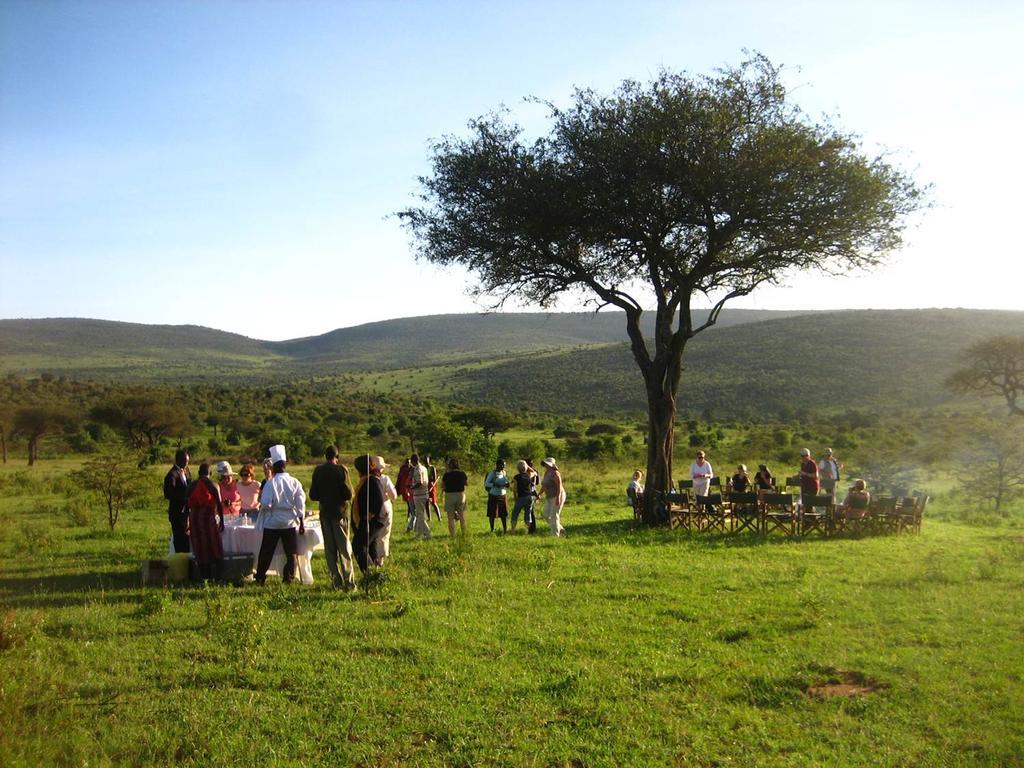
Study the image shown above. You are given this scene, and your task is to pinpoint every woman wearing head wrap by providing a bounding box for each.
[187,463,225,581]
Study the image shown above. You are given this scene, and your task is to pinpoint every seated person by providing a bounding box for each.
[754,464,775,491]
[626,469,644,507]
[731,465,750,493]
[839,479,871,518]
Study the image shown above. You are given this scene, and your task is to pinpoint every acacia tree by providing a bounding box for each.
[91,395,191,450]
[946,335,1024,417]
[399,56,923,522]
[73,452,151,530]
[13,405,76,465]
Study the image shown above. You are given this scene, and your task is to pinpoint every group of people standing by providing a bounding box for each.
[394,454,566,538]
[163,446,570,587]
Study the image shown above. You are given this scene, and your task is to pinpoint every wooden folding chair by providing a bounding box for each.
[867,497,898,535]
[696,493,727,534]
[896,495,928,534]
[762,493,796,537]
[728,492,760,534]
[665,490,693,531]
[835,493,870,535]
[800,494,833,536]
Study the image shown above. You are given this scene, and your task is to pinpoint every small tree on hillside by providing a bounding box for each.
[946,336,1024,417]
[13,405,76,465]
[957,421,1024,515]
[400,55,924,522]
[73,453,152,530]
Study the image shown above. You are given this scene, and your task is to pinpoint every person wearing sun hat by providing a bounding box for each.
[255,444,306,584]
[540,457,566,537]
[216,460,242,516]
[369,456,396,563]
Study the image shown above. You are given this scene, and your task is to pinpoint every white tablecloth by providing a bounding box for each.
[168,518,325,584]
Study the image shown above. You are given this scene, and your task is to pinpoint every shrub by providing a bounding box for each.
[585,422,623,436]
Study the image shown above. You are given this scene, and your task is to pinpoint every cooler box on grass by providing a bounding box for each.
[140,559,168,587]
[221,552,255,584]
[188,552,255,584]
[167,553,192,583]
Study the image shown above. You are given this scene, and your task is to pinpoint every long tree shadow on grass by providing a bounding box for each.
[567,516,846,549]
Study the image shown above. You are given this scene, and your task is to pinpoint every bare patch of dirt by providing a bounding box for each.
[807,669,886,698]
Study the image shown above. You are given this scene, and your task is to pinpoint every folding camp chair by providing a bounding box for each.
[728,492,760,534]
[800,494,833,536]
[695,493,727,534]
[762,493,796,537]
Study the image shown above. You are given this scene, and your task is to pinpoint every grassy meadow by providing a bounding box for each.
[1,459,1022,767]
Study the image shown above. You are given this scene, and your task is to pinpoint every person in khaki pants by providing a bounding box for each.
[309,445,355,590]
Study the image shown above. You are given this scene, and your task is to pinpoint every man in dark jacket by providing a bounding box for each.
[163,449,191,553]
[309,445,355,590]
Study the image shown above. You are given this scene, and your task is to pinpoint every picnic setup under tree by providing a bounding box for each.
[399,55,924,524]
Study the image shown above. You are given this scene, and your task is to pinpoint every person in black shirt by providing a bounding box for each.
[510,459,538,533]
[309,446,355,590]
[441,458,469,537]
[163,449,191,553]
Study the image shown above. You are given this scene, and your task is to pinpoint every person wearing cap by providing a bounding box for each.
[799,448,820,508]
[442,457,469,537]
[690,451,714,498]
[540,457,566,537]
[818,448,843,500]
[216,461,242,517]
[369,456,396,562]
[163,449,192,553]
[309,446,355,590]
[255,444,306,585]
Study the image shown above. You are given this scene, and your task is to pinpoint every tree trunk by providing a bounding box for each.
[27,435,37,466]
[1,425,6,464]
[642,386,677,525]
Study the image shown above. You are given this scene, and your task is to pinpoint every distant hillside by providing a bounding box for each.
[0,309,809,377]
[451,309,1024,418]
[268,309,812,368]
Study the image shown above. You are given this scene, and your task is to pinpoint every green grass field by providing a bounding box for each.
[1,461,1022,767]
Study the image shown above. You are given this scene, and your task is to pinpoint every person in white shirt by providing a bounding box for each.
[690,451,713,497]
[408,453,432,539]
[818,448,843,499]
[255,444,306,584]
[370,455,396,562]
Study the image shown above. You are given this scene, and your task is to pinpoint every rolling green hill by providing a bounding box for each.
[450,309,1024,418]
[2,309,1022,419]
[0,309,809,377]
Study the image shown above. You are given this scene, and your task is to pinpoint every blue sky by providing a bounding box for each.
[2,0,1021,340]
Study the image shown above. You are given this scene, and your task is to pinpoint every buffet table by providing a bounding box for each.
[169,517,325,584]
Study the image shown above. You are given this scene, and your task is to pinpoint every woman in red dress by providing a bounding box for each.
[188,463,225,581]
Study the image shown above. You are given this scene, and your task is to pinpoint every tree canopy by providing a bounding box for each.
[946,335,1024,417]
[400,55,924,521]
